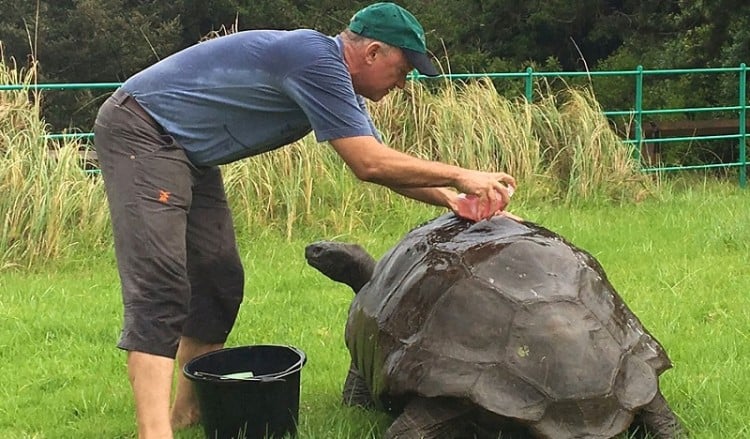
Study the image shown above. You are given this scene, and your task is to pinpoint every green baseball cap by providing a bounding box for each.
[348,2,440,76]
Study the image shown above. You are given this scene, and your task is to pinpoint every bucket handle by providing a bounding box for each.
[268,353,306,380]
[192,370,284,383]
[253,349,306,382]
[193,346,307,383]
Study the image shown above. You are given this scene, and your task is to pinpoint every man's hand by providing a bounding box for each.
[453,170,516,213]
[450,184,517,222]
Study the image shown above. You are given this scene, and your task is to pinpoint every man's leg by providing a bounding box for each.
[129,352,175,439]
[95,91,198,438]
[171,166,245,430]
[170,337,224,429]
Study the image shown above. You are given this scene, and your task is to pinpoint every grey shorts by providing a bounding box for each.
[94,89,244,358]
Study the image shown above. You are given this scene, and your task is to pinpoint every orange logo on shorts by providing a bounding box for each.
[158,190,171,203]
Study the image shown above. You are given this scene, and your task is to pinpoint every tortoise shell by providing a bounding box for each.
[345,214,671,438]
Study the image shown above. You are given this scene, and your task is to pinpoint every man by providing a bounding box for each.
[94,2,516,438]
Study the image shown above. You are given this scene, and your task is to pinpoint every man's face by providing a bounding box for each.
[354,43,412,101]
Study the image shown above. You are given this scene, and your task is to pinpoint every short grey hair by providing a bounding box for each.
[341,29,396,53]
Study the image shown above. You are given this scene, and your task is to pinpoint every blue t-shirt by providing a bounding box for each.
[121,29,380,166]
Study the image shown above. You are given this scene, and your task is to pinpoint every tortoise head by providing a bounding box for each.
[304,241,376,294]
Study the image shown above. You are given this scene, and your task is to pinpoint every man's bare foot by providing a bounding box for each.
[171,337,224,431]
[170,409,201,431]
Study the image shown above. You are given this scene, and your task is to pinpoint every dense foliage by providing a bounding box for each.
[0,1,748,136]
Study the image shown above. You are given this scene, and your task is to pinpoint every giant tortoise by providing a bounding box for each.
[305,213,685,439]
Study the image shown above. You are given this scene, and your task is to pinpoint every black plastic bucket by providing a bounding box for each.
[183,345,307,439]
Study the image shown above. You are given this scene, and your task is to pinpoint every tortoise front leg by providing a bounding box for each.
[385,397,472,439]
[630,390,688,438]
[342,362,375,408]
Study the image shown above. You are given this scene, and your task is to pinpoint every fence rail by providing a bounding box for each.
[1,65,747,187]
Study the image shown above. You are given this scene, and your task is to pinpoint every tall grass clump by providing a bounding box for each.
[368,78,652,203]
[0,53,110,269]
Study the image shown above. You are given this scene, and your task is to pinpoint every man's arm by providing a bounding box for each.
[389,186,458,209]
[328,135,515,208]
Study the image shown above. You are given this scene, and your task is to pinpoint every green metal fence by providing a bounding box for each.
[412,65,749,187]
[1,65,748,186]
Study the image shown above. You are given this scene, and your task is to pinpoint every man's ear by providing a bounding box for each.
[364,42,382,65]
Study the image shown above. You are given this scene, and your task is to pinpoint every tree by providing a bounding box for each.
[1,0,747,135]
[1,0,182,130]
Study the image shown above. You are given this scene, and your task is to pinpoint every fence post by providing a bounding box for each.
[634,65,644,164]
[739,63,747,188]
[525,66,534,102]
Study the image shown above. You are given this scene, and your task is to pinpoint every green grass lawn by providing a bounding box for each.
[1,182,748,438]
